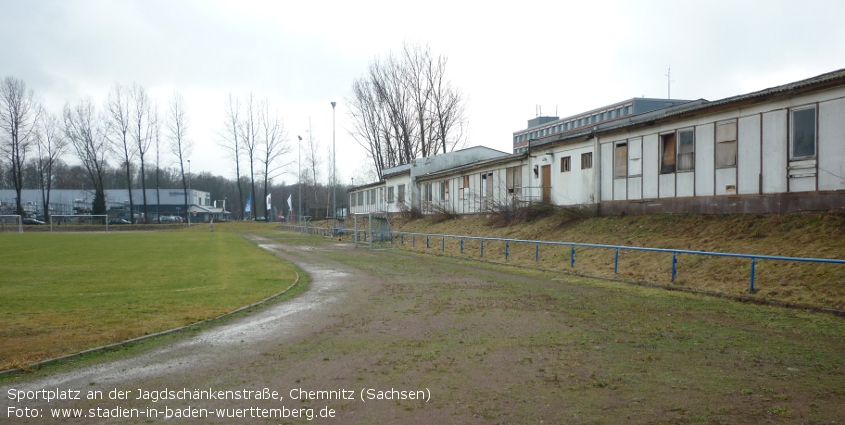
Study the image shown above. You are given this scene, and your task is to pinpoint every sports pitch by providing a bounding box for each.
[0,230,300,370]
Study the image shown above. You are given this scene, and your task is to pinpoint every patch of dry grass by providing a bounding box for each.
[390,211,845,311]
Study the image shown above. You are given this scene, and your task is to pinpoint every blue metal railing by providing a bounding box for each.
[389,231,845,293]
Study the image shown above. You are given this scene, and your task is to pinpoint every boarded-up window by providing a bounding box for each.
[387,186,394,203]
[397,185,405,203]
[506,166,522,196]
[444,181,450,201]
[561,156,571,172]
[614,142,627,178]
[792,107,816,158]
[480,172,494,198]
[581,152,593,169]
[660,133,676,174]
[459,175,469,200]
[677,129,694,172]
[628,139,642,176]
[715,121,737,168]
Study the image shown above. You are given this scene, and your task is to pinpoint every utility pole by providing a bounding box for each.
[331,101,337,234]
[297,135,302,223]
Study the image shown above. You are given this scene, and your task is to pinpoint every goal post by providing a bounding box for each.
[353,212,394,250]
[0,215,22,233]
[50,215,110,232]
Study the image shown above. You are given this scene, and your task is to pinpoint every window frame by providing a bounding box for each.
[790,105,817,160]
[715,120,738,169]
[676,128,695,172]
[581,152,593,170]
[561,156,571,173]
[614,142,628,179]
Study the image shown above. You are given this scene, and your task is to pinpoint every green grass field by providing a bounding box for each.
[0,230,299,370]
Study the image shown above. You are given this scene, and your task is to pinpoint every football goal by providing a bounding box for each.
[353,212,395,250]
[50,215,110,232]
[0,215,22,233]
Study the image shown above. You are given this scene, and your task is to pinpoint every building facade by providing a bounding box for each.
[348,69,845,218]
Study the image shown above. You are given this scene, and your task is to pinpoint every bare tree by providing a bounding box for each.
[106,83,136,222]
[0,76,42,217]
[35,112,67,221]
[219,93,245,220]
[303,119,322,212]
[64,99,109,214]
[239,93,259,219]
[131,83,154,223]
[167,92,191,222]
[347,42,467,180]
[258,98,290,221]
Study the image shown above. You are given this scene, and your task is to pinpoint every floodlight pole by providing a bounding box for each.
[297,135,302,224]
[331,101,337,234]
[187,159,191,226]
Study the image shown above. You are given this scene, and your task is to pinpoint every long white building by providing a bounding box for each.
[349,68,845,217]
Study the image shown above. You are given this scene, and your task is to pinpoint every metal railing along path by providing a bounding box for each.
[390,231,845,293]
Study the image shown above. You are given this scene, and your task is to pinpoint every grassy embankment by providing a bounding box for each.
[0,223,300,371]
[386,210,845,311]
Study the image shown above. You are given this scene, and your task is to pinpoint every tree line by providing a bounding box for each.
[0,77,346,222]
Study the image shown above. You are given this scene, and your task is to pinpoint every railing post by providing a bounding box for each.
[401,234,404,245]
[570,245,575,267]
[481,239,485,257]
[426,235,430,249]
[535,243,539,262]
[750,257,756,293]
[614,248,619,274]
[442,236,445,251]
[412,235,415,247]
[671,252,678,283]
[460,238,464,253]
[505,241,509,261]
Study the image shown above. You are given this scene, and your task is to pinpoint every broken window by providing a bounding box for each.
[506,166,522,197]
[792,107,816,158]
[614,142,627,178]
[677,129,695,172]
[660,133,676,174]
[561,156,571,172]
[715,121,737,168]
[581,152,593,169]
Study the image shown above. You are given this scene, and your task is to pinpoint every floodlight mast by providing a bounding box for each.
[297,135,302,223]
[331,101,337,234]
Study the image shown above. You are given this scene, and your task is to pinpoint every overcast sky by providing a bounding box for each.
[3,0,845,186]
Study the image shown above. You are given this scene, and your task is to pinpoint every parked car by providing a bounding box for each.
[108,218,131,225]
[22,218,45,225]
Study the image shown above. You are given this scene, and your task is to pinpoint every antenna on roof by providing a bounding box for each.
[665,66,675,99]
[555,105,558,116]
[539,105,542,116]
[535,104,538,117]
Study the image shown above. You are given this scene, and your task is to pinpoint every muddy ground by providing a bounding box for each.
[2,232,844,424]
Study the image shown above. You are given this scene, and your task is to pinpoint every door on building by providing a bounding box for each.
[541,165,551,203]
